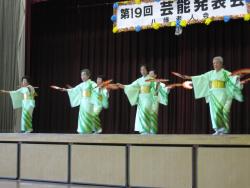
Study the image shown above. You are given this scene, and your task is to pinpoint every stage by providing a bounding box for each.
[0,134,250,188]
[0,133,250,145]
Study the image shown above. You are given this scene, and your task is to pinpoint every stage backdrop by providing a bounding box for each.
[26,0,250,134]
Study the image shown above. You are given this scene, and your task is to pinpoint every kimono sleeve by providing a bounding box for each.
[158,83,170,106]
[67,84,82,107]
[224,71,243,102]
[191,72,210,99]
[9,88,25,109]
[124,79,140,106]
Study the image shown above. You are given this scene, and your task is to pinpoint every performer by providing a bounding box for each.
[148,70,170,119]
[117,65,169,134]
[59,69,98,134]
[0,76,36,133]
[174,56,243,135]
[92,75,109,133]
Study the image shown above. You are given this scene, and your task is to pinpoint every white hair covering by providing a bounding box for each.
[213,56,223,64]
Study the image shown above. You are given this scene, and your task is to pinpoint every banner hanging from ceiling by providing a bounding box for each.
[111,0,250,33]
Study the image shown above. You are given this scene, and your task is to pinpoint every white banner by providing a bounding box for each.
[112,0,250,32]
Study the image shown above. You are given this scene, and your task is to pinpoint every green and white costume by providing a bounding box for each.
[9,86,35,132]
[67,79,102,134]
[124,75,169,134]
[92,87,109,133]
[191,69,243,133]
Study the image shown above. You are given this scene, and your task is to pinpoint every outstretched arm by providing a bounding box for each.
[61,88,67,92]
[171,72,192,80]
[0,90,10,94]
[183,75,192,80]
[116,83,125,89]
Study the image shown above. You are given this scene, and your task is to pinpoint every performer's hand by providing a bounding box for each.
[65,84,72,89]
[240,81,245,84]
[116,83,124,89]
[166,86,173,90]
[183,81,193,89]
[183,75,192,80]
[0,90,8,93]
[61,88,67,92]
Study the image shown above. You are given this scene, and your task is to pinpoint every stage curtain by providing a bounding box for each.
[26,0,250,134]
[0,0,26,132]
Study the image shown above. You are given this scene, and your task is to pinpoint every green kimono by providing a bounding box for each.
[151,81,170,112]
[191,69,243,133]
[9,86,35,132]
[67,79,98,134]
[124,75,169,134]
[92,87,109,133]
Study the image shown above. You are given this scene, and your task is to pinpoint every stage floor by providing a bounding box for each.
[0,133,249,145]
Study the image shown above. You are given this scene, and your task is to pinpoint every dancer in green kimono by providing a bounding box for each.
[92,75,109,133]
[117,65,169,134]
[148,70,170,123]
[0,76,36,133]
[183,56,243,135]
[62,69,99,134]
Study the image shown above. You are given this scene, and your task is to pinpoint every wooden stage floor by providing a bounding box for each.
[0,133,250,145]
[0,133,250,146]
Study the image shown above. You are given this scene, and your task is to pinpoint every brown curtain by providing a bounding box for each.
[26,0,250,134]
[0,0,26,132]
